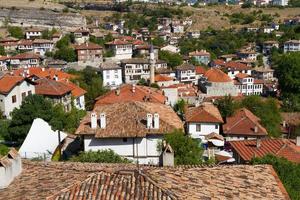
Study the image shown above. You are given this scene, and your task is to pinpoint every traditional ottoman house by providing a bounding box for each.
[76,101,183,165]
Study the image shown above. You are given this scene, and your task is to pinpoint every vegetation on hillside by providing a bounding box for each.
[158,50,183,68]
[53,34,77,62]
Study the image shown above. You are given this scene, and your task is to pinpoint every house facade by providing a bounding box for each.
[32,39,54,56]
[106,40,133,60]
[186,103,223,140]
[25,28,42,40]
[75,42,103,66]
[121,58,167,83]
[76,101,183,165]
[0,75,35,118]
[189,50,210,65]
[234,73,264,95]
[284,40,300,53]
[99,62,123,89]
[9,53,40,69]
[175,64,196,84]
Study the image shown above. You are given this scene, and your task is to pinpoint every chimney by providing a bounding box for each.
[256,138,261,148]
[147,113,153,129]
[42,67,45,72]
[99,113,106,129]
[53,74,58,81]
[282,120,286,128]
[115,87,120,96]
[254,126,258,133]
[153,113,159,129]
[91,112,97,129]
[132,84,136,93]
[297,136,300,147]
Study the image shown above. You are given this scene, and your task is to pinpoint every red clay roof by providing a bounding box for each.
[230,138,300,163]
[204,68,232,83]
[74,42,102,50]
[235,73,250,79]
[13,67,76,81]
[0,75,25,94]
[59,81,87,98]
[186,103,223,123]
[223,108,268,136]
[10,52,40,60]
[35,78,71,96]
[195,66,206,75]
[155,74,173,82]
[106,40,131,45]
[95,84,166,106]
[224,61,250,71]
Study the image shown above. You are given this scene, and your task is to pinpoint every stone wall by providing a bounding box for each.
[0,8,86,31]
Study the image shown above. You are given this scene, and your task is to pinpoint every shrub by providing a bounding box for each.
[70,149,131,163]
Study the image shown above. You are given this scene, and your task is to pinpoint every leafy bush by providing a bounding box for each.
[252,155,300,200]
[158,50,183,68]
[70,149,131,163]
[0,144,9,156]
[164,129,203,165]
[8,26,23,39]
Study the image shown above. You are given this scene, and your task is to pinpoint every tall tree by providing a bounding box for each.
[215,95,237,119]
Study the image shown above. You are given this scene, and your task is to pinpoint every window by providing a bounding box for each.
[12,95,17,103]
[21,92,26,101]
[123,138,128,142]
[215,125,219,129]
[196,124,201,132]
[28,90,32,95]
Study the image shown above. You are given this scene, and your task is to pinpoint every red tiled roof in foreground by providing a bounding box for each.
[95,84,166,106]
[0,75,25,95]
[186,102,224,123]
[35,78,71,96]
[59,81,87,98]
[223,108,268,137]
[204,68,232,83]
[0,160,289,200]
[230,138,300,163]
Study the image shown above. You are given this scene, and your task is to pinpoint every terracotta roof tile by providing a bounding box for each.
[76,101,183,138]
[0,161,289,200]
[10,52,40,60]
[59,81,87,98]
[204,68,232,83]
[230,138,300,163]
[35,78,71,96]
[95,84,166,106]
[74,42,102,50]
[235,73,250,79]
[195,66,206,75]
[186,103,223,123]
[223,61,251,71]
[155,74,173,82]
[223,108,268,136]
[0,75,25,94]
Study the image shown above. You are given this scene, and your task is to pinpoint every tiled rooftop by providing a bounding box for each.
[0,161,289,200]
[186,103,223,124]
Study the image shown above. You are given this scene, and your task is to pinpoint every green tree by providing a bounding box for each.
[152,37,166,47]
[164,129,203,165]
[241,96,282,137]
[215,95,237,119]
[274,52,300,111]
[0,144,9,156]
[158,50,183,68]
[252,155,300,200]
[70,149,131,163]
[54,47,76,62]
[8,26,23,39]
[173,99,186,117]
[0,46,6,56]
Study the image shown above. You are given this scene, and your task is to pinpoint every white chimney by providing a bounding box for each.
[115,88,120,96]
[91,112,97,129]
[283,121,286,128]
[256,138,261,148]
[254,126,258,133]
[297,136,300,147]
[132,84,136,93]
[153,113,159,129]
[53,75,58,81]
[99,113,106,129]
[42,67,45,72]
[147,113,153,129]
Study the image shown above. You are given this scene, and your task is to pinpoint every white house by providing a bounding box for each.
[0,56,8,71]
[284,40,300,53]
[105,40,133,60]
[19,118,68,160]
[0,75,35,118]
[121,58,167,83]
[72,28,90,44]
[9,52,41,69]
[59,81,86,110]
[25,28,42,40]
[186,102,223,140]
[76,101,183,165]
[175,63,196,84]
[234,73,264,96]
[99,62,123,89]
[32,39,54,56]
[262,41,279,54]
[237,50,257,61]
[222,62,252,79]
